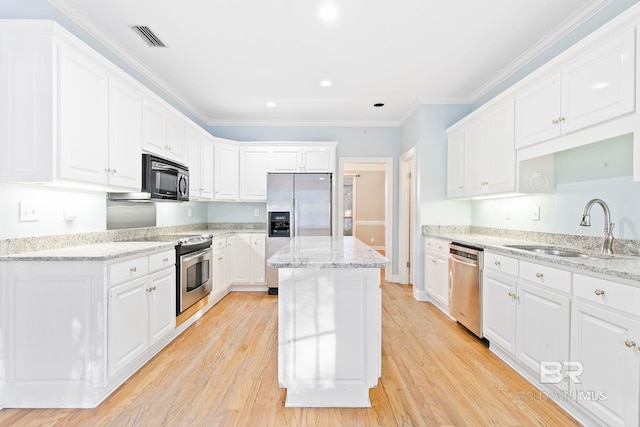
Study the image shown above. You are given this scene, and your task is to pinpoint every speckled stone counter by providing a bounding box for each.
[0,241,177,261]
[266,236,388,269]
[424,229,640,284]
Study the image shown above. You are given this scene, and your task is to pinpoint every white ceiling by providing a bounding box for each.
[50,0,612,126]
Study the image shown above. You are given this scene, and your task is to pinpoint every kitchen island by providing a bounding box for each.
[267,236,388,407]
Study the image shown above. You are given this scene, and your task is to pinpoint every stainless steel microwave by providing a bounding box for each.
[143,154,189,201]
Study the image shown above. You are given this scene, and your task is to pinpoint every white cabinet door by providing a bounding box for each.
[250,234,266,283]
[561,29,635,135]
[482,270,517,355]
[227,234,251,283]
[212,250,227,291]
[108,77,142,190]
[446,128,465,198]
[515,74,562,148]
[187,136,201,196]
[200,140,214,199]
[240,147,268,201]
[108,277,148,377]
[268,148,301,172]
[425,251,449,308]
[484,100,515,194]
[571,300,640,427]
[516,280,571,390]
[214,143,239,200]
[302,147,334,172]
[142,99,166,156]
[165,114,186,163]
[148,268,176,347]
[58,43,109,184]
[463,118,486,196]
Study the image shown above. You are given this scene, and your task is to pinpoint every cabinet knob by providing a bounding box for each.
[112,169,117,174]
[508,291,519,300]
[458,185,463,189]
[431,259,437,263]
[163,257,169,263]
[494,261,501,266]
[130,267,137,273]
[104,168,110,174]
[552,118,559,125]
[625,340,636,348]
[594,288,605,296]
[535,272,543,279]
[558,117,565,122]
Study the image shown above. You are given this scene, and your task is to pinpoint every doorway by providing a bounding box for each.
[338,157,393,283]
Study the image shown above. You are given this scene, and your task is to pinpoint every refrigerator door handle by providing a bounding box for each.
[292,198,297,237]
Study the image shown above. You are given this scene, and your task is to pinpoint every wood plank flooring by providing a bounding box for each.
[0,282,579,426]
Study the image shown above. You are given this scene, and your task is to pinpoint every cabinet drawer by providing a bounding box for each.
[484,252,518,276]
[149,250,175,273]
[109,256,149,285]
[573,274,640,316]
[519,261,571,293]
[213,237,226,251]
[425,237,449,255]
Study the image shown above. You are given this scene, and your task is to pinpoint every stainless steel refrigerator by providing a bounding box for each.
[266,173,332,292]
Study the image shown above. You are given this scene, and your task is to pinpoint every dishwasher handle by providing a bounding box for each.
[449,253,479,268]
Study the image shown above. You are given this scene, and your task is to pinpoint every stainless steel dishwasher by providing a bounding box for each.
[448,242,484,338]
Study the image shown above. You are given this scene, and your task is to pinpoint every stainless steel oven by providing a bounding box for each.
[176,235,213,315]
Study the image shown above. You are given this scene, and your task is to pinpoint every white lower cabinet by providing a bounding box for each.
[483,252,571,391]
[570,275,640,427]
[424,237,450,311]
[107,256,175,378]
[1,247,176,408]
[212,237,228,292]
[226,233,266,288]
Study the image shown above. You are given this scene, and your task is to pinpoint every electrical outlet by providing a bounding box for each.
[19,201,40,222]
[532,206,540,221]
[370,237,375,243]
[505,210,511,220]
[254,209,260,217]
[187,207,193,218]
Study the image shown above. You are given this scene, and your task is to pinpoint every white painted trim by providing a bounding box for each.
[413,288,430,302]
[338,157,394,283]
[398,148,416,286]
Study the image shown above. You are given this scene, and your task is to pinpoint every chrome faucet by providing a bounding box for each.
[579,199,614,255]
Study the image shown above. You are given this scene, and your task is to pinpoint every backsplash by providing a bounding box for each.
[0,222,266,256]
[422,225,640,256]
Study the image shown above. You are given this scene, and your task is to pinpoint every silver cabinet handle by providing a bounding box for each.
[535,272,543,278]
[625,340,636,348]
[130,267,137,273]
[552,119,559,125]
[594,289,605,296]
[494,261,501,266]
[558,117,565,122]
[112,169,117,174]
[431,259,437,263]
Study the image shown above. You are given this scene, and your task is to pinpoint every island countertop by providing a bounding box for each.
[267,236,389,269]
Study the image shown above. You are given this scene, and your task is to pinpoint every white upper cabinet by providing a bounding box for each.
[446,128,466,198]
[57,42,110,184]
[107,77,143,189]
[449,99,516,198]
[186,125,214,200]
[214,141,239,200]
[239,146,268,201]
[142,99,186,164]
[268,144,336,173]
[515,28,635,149]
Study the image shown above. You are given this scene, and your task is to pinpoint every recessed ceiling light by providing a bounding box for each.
[320,80,332,87]
[266,102,277,108]
[319,2,338,23]
[373,103,384,107]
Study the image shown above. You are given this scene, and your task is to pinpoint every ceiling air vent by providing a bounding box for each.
[131,26,166,47]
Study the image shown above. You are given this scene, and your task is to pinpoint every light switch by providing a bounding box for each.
[19,201,40,222]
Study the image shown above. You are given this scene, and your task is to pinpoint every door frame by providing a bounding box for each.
[398,148,416,286]
[337,157,393,283]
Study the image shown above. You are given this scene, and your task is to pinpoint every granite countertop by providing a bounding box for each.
[0,241,177,262]
[425,231,640,284]
[267,236,389,268]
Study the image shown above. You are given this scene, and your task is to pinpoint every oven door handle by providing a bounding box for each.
[181,248,212,263]
[449,254,478,268]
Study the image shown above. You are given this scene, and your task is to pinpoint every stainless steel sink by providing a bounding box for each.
[504,245,610,259]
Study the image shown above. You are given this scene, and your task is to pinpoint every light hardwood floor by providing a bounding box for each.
[0,282,579,426]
